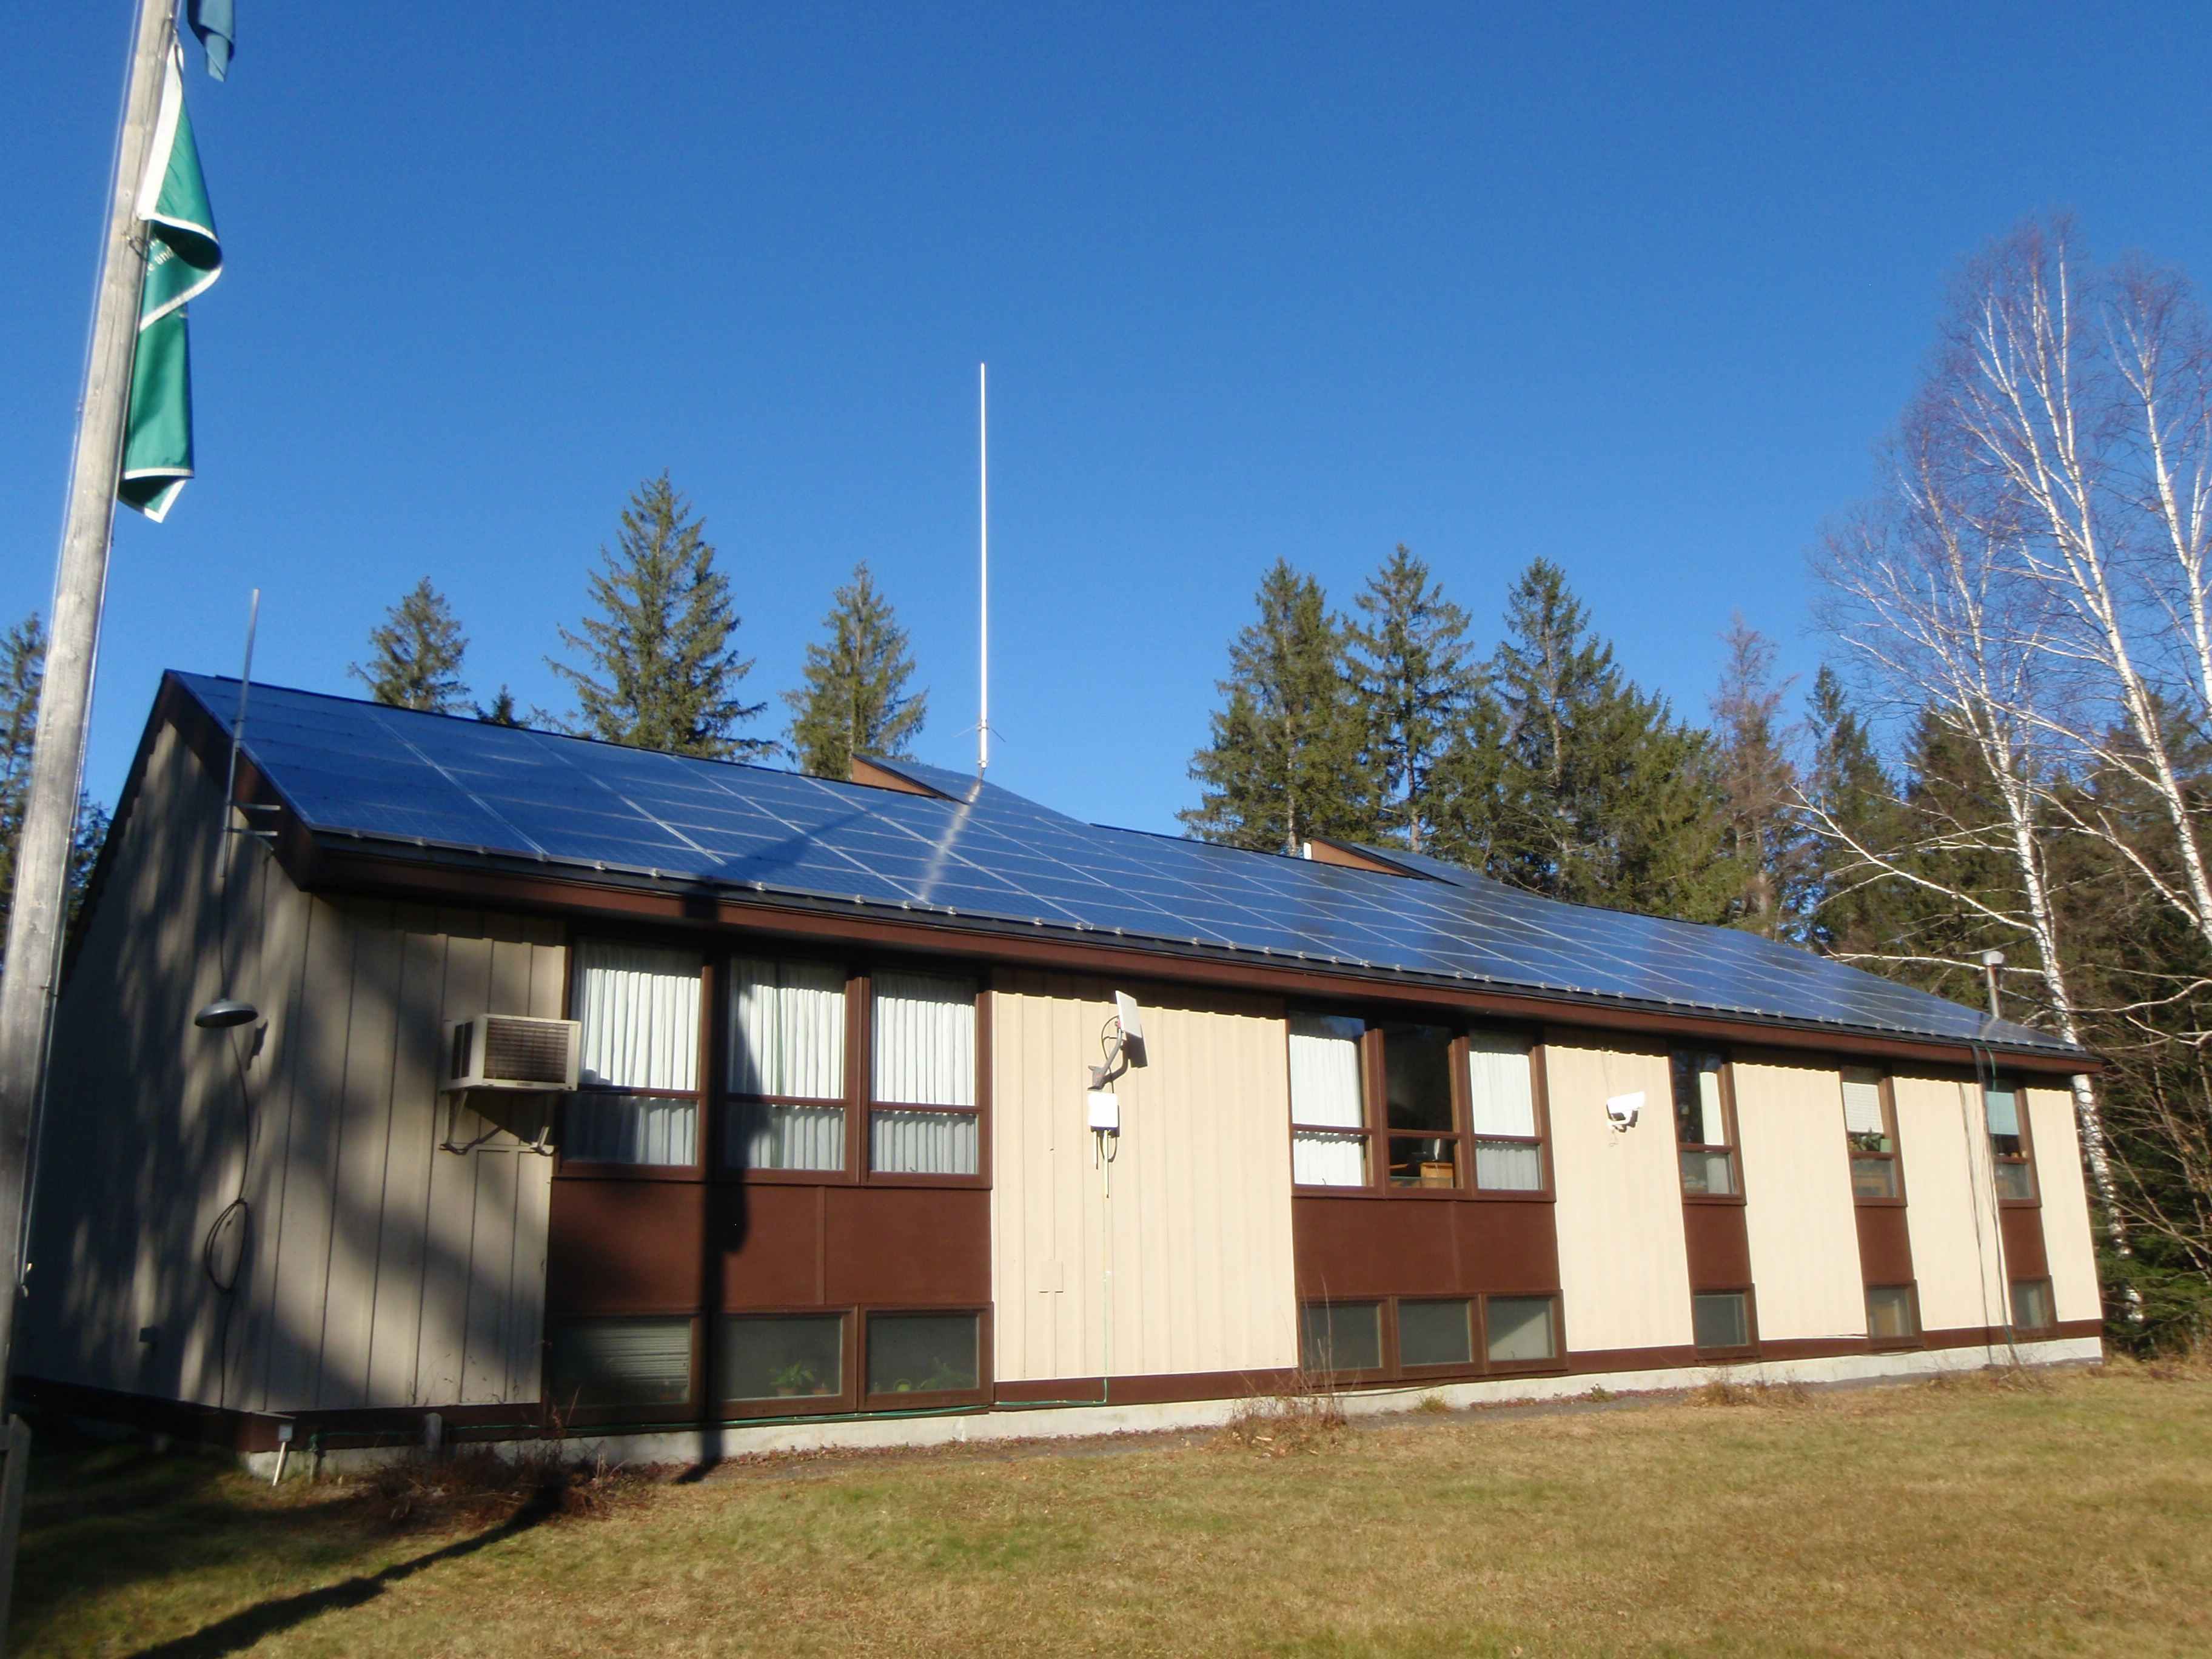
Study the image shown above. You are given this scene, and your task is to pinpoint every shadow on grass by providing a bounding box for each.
[121,1489,558,1659]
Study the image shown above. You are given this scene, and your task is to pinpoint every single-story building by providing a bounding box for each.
[19,672,2102,1462]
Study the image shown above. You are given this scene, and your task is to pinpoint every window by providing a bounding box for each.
[726,956,847,1172]
[1692,1290,1751,1351]
[1382,1023,1458,1187]
[1842,1068,1900,1199]
[1985,1078,2037,1202]
[1289,1015,1369,1186]
[870,971,979,1175]
[1466,1034,1544,1191]
[865,1312,980,1396]
[1300,1302,1384,1374]
[546,1317,692,1409]
[1865,1284,1918,1343]
[2011,1278,2055,1333]
[717,1313,845,1402]
[1672,1051,1737,1196]
[1485,1296,1558,1364]
[1399,1300,1473,1368]
[565,941,702,1165]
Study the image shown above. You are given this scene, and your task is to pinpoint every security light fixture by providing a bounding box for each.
[194,998,259,1030]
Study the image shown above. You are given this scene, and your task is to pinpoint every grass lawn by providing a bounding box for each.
[15,1362,2212,1657]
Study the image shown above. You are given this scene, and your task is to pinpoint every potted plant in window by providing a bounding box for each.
[773,1361,822,1398]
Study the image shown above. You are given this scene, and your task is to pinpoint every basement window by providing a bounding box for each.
[2011,1278,2056,1334]
[717,1313,845,1404]
[1692,1290,1753,1353]
[1484,1296,1559,1365]
[1398,1299,1474,1369]
[1866,1284,1919,1344]
[1299,1302,1384,1375]
[546,1317,693,1410]
[865,1312,982,1398]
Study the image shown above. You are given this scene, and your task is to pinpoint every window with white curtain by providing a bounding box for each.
[566,940,701,1166]
[1289,1014,1367,1187]
[870,971,979,1175]
[1465,1032,1543,1191]
[727,957,848,1173]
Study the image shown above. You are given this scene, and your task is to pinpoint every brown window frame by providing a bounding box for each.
[543,1312,703,1429]
[858,1304,993,1411]
[719,953,991,1191]
[1285,1013,1552,1202]
[712,1307,857,1421]
[1985,1074,2038,1207]
[1671,1048,1744,1205]
[555,940,712,1182]
[2009,1277,2057,1335]
[1842,1067,1906,1207]
[1863,1282,1922,1350]
[1296,1293,1569,1384]
[1689,1285,1759,1358]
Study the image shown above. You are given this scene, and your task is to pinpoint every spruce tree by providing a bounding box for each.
[1181,560,1377,853]
[549,473,771,760]
[350,577,471,713]
[1346,545,1482,853]
[1709,617,1807,937]
[783,563,928,778]
[2,612,107,930]
[1485,561,1728,919]
[1801,666,1902,956]
[477,687,521,727]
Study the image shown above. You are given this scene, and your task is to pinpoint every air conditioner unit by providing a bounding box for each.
[443,1014,580,1092]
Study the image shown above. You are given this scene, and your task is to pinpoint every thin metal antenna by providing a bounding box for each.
[978,361,989,777]
[217,588,260,881]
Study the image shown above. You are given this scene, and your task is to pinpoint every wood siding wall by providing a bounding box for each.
[2027,1085,2102,1322]
[1732,1058,1868,1341]
[1892,1074,2010,1334]
[988,973,1299,1384]
[1543,1042,1696,1352]
[23,724,562,1413]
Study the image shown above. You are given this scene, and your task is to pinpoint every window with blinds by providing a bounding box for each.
[1465,1033,1543,1191]
[565,940,702,1166]
[1985,1079,2037,1202]
[1288,1014,1368,1187]
[870,971,979,1175]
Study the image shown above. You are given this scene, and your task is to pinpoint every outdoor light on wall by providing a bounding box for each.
[193,998,260,1030]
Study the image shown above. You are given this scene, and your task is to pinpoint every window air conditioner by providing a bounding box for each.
[443,1014,581,1092]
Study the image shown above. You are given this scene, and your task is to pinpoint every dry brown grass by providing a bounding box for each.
[1689,1376,1816,1409]
[18,1363,2212,1657]
[1212,1382,1348,1456]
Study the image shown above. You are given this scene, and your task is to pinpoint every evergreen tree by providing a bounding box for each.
[1181,560,1378,853]
[1484,561,1728,918]
[1709,617,1806,936]
[350,578,470,713]
[549,473,771,760]
[783,562,928,778]
[1345,545,1482,853]
[1800,666,1902,955]
[1,612,108,932]
[477,687,521,726]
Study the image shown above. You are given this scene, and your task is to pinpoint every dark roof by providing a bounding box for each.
[169,672,2083,1062]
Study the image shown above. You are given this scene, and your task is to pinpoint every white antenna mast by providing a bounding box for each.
[978,361,989,777]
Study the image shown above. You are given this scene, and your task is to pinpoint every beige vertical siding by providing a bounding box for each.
[2027,1085,2101,1322]
[1893,1074,2008,1333]
[990,973,1298,1384]
[1544,1043,1694,1352]
[22,722,560,1413]
[1732,1059,1866,1341]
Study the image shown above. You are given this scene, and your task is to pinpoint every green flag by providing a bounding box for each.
[120,45,222,523]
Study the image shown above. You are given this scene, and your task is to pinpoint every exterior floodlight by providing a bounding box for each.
[195,999,260,1030]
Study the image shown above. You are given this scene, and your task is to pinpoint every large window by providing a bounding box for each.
[871,971,980,1175]
[716,1313,845,1403]
[565,941,703,1165]
[720,956,983,1183]
[1842,1067,1900,1200]
[1672,1050,1737,1197]
[1381,1024,1458,1187]
[1289,1014,1369,1187]
[1985,1078,2037,1202]
[728,956,847,1171]
[865,1312,982,1398]
[1466,1033,1544,1191]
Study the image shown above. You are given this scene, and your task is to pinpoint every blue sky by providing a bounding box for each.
[10,4,2212,834]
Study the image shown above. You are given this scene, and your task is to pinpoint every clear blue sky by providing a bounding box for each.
[10,4,2212,834]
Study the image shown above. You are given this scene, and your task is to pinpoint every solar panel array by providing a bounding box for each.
[176,673,2079,1057]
